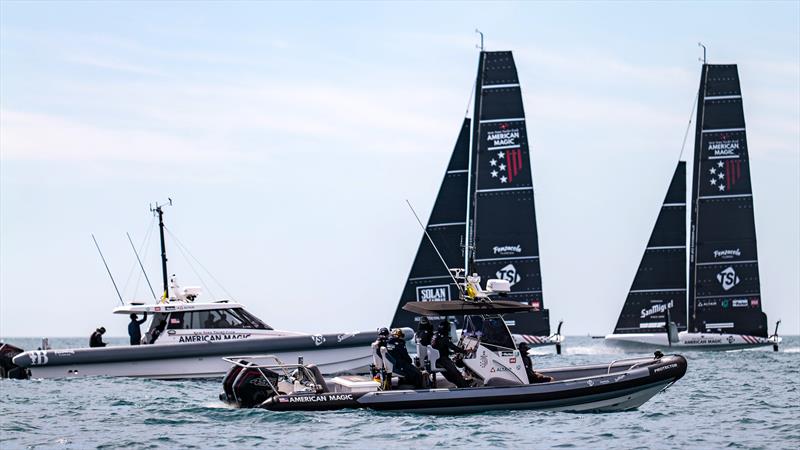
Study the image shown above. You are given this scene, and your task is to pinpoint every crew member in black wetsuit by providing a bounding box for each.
[431,321,468,388]
[415,316,434,367]
[128,313,148,345]
[518,342,553,384]
[387,329,423,388]
[89,327,107,348]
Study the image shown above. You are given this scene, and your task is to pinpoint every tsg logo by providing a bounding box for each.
[496,264,522,287]
[716,266,741,291]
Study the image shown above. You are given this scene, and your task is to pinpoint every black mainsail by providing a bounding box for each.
[613,162,686,335]
[391,119,470,328]
[467,51,550,338]
[392,51,552,341]
[688,64,768,337]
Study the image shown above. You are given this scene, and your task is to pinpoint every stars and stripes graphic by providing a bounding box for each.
[740,335,764,345]
[488,148,523,184]
[519,334,548,344]
[708,160,742,192]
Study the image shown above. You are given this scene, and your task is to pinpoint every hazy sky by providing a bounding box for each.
[1,1,798,338]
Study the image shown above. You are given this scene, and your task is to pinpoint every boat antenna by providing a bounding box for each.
[150,198,172,301]
[126,232,157,301]
[475,29,484,51]
[91,234,124,305]
[405,200,465,298]
[698,42,707,64]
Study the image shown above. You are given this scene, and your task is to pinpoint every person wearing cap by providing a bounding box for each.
[415,316,434,367]
[518,342,553,383]
[431,321,468,388]
[386,328,423,388]
[128,312,148,345]
[90,327,107,348]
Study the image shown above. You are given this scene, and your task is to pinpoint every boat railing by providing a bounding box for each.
[222,354,317,386]
[605,356,655,374]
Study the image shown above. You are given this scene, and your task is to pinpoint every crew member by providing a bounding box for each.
[128,312,148,345]
[90,327,107,348]
[518,342,553,384]
[387,328,423,388]
[371,327,390,381]
[431,321,468,388]
[415,316,434,367]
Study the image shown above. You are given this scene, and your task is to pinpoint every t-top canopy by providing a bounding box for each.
[402,300,535,316]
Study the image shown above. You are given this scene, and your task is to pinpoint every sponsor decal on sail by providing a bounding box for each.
[713,248,741,260]
[640,300,674,319]
[731,299,748,308]
[493,245,522,255]
[416,285,450,302]
[708,160,742,192]
[716,266,741,291]
[486,124,520,146]
[707,138,740,157]
[495,264,521,286]
[750,297,760,307]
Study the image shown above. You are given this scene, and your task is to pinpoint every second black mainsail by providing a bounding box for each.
[688,64,768,338]
[468,51,551,339]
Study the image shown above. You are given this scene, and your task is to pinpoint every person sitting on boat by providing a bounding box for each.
[387,328,423,388]
[371,327,390,381]
[89,327,107,348]
[518,342,553,384]
[431,321,468,388]
[415,317,434,368]
[128,313,148,346]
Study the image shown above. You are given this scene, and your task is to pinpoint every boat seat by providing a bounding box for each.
[379,347,395,374]
[485,377,523,387]
[306,364,330,393]
[426,346,447,373]
[372,342,385,370]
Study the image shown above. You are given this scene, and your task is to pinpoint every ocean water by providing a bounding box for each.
[1,336,798,449]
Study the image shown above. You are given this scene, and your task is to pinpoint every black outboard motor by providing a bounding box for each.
[220,360,279,408]
[0,343,28,379]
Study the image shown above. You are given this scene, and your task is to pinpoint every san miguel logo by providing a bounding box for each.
[708,160,742,192]
[416,285,450,302]
[640,300,674,319]
[716,266,741,291]
[496,264,521,286]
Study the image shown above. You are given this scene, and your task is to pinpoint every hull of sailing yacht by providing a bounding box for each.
[13,330,411,379]
[604,332,779,350]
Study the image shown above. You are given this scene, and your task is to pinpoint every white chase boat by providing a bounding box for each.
[11,202,403,379]
[605,62,781,351]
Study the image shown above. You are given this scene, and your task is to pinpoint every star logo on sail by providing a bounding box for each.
[716,266,741,291]
[488,149,523,184]
[708,160,742,192]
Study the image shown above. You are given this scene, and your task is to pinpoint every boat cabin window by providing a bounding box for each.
[165,308,271,330]
[463,314,516,351]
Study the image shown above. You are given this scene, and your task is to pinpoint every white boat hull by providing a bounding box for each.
[605,331,780,350]
[26,345,372,379]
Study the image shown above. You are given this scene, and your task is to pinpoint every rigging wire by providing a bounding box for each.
[163,227,237,301]
[677,90,699,161]
[121,216,156,299]
[167,230,216,301]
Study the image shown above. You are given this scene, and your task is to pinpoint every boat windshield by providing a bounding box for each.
[165,308,272,330]
[463,314,516,351]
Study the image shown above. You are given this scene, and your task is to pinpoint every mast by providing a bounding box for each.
[151,199,172,299]
[466,51,486,274]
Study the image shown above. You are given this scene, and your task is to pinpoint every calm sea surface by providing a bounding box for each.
[1,336,798,449]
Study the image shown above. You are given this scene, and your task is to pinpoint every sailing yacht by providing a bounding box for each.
[606,63,781,350]
[391,50,563,352]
